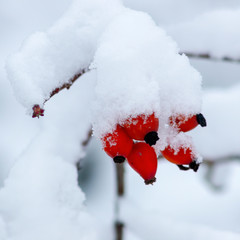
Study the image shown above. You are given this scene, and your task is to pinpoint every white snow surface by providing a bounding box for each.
[3,0,240,240]
[0,71,97,239]
[92,8,202,137]
[6,0,202,139]
[6,0,122,111]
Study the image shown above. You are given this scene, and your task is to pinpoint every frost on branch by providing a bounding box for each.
[6,0,123,115]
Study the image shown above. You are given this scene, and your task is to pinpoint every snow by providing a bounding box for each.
[0,69,97,239]
[2,0,240,239]
[92,8,202,138]
[6,0,122,112]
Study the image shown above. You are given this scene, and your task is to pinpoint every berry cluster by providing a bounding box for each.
[101,113,206,185]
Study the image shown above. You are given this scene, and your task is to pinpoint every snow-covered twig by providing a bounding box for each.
[45,68,90,103]
[183,52,240,63]
[32,68,90,118]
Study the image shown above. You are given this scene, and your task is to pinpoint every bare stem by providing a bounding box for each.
[182,52,240,63]
[81,128,93,147]
[115,163,124,240]
[159,155,240,166]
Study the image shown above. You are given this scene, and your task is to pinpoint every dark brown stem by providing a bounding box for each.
[115,163,124,240]
[81,128,93,147]
[115,221,124,240]
[203,155,240,165]
[182,52,240,63]
[116,164,124,197]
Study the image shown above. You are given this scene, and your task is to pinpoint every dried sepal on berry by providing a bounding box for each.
[32,104,44,118]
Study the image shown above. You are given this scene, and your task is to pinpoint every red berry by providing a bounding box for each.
[169,113,206,132]
[161,145,195,165]
[123,113,159,146]
[102,125,133,163]
[127,142,157,184]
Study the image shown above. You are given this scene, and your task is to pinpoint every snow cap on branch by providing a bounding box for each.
[92,9,202,138]
[6,0,123,112]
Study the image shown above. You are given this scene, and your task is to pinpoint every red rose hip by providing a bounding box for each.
[161,144,199,172]
[123,113,159,146]
[127,142,158,185]
[102,125,133,163]
[169,113,206,132]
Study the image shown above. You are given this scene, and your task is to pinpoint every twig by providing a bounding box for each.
[45,68,90,103]
[116,164,124,196]
[115,221,124,240]
[76,127,93,172]
[159,154,240,166]
[115,164,125,240]
[203,155,240,166]
[182,52,240,63]
[32,68,90,118]
[81,128,93,147]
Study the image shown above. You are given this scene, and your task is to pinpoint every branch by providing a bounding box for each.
[115,164,125,240]
[32,68,90,118]
[182,52,240,63]
[203,155,240,166]
[158,154,240,167]
[81,128,93,147]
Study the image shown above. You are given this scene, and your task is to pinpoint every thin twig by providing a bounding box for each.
[182,52,240,63]
[44,68,90,103]
[115,164,124,240]
[81,128,93,147]
[116,164,124,196]
[32,68,90,118]
[159,155,240,167]
[203,155,240,165]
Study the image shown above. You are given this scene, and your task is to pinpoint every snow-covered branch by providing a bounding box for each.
[46,68,90,103]
[183,52,240,63]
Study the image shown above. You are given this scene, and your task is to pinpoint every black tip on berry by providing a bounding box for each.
[144,131,159,146]
[177,165,190,171]
[189,161,200,172]
[113,156,125,164]
[144,177,156,185]
[196,113,207,127]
